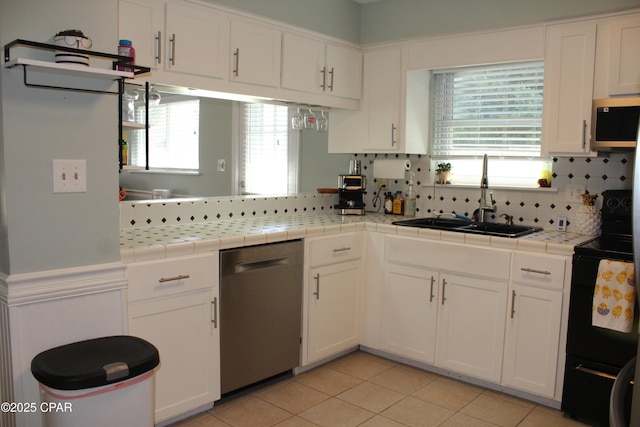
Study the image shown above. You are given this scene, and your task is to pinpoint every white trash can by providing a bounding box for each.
[31,336,159,427]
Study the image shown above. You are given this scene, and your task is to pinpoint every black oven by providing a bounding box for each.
[562,190,637,426]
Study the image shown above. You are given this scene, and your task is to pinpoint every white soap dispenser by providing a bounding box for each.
[404,173,417,217]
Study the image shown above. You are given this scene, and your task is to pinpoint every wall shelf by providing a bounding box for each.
[3,39,151,170]
[3,39,150,94]
[4,57,134,79]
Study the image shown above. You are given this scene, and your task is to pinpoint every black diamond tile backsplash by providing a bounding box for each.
[120,153,633,235]
[356,153,633,230]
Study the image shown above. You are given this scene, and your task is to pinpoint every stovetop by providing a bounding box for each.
[574,189,634,260]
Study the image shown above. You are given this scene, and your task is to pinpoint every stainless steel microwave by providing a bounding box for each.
[591,97,640,150]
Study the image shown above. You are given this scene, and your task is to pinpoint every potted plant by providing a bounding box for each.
[53,29,92,66]
[436,162,452,184]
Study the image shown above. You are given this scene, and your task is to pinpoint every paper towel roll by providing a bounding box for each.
[373,159,411,179]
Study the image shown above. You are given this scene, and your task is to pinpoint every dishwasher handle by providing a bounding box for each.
[234,256,290,273]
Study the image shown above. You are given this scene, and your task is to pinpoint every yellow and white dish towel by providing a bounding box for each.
[592,259,635,333]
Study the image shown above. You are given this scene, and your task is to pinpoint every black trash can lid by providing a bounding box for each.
[31,335,159,390]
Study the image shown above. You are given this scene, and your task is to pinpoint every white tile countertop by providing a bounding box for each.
[120,212,596,262]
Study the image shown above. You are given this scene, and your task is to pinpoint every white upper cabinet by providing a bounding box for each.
[328,46,428,154]
[541,21,597,156]
[281,32,327,94]
[282,32,362,100]
[607,13,640,95]
[229,19,282,88]
[363,47,402,151]
[118,0,164,71]
[164,1,228,79]
[325,43,363,100]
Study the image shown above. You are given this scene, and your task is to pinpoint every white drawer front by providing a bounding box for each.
[127,253,217,302]
[385,236,511,281]
[309,233,363,267]
[511,253,566,290]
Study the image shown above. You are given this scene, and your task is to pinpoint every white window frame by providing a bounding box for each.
[234,102,299,196]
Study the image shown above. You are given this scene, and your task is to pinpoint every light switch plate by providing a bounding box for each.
[53,159,87,193]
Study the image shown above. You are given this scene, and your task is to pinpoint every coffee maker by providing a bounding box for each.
[336,174,366,215]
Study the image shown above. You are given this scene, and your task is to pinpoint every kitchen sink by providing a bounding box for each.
[392,217,543,238]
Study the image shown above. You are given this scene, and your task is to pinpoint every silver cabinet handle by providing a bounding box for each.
[582,119,587,149]
[333,247,351,253]
[391,124,397,146]
[158,274,190,283]
[520,267,551,276]
[328,67,334,91]
[211,297,218,328]
[314,273,320,300]
[576,365,617,381]
[155,31,162,64]
[441,278,447,305]
[169,33,176,66]
[510,290,517,319]
[429,276,435,303]
[320,66,327,90]
[233,48,240,77]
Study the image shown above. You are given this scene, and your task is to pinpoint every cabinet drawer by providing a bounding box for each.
[308,233,363,267]
[511,253,566,290]
[127,253,217,302]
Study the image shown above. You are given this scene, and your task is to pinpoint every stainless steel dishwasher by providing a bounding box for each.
[219,240,303,394]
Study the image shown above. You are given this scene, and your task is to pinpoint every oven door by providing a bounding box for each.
[566,253,638,367]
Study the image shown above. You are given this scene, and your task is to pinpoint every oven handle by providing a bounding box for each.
[575,364,635,384]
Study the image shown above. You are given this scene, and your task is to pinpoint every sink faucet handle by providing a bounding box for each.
[501,213,513,226]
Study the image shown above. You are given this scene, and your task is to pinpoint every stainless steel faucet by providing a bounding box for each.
[478,154,496,222]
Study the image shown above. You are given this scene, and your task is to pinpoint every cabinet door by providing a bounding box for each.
[436,273,508,383]
[502,285,562,398]
[381,264,438,364]
[119,0,163,70]
[129,290,220,423]
[307,260,361,363]
[608,13,640,95]
[325,43,363,100]
[165,2,228,79]
[229,19,281,88]
[541,21,596,155]
[281,32,325,94]
[363,47,402,151]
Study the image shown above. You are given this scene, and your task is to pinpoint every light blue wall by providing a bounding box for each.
[0,0,121,274]
[360,0,640,44]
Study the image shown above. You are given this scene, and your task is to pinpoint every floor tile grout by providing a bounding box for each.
[172,350,590,427]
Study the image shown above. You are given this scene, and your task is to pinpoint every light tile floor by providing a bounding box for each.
[171,351,591,427]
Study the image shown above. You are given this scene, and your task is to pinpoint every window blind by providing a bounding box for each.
[432,61,544,157]
[240,103,296,195]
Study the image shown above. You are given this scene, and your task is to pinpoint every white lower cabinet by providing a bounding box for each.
[126,253,220,424]
[379,235,568,400]
[307,260,361,364]
[435,273,508,383]
[502,252,567,398]
[381,264,438,364]
[305,233,363,364]
[502,284,562,398]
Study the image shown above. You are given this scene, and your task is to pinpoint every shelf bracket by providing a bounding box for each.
[19,64,124,95]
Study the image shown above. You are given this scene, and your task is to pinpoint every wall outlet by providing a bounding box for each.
[564,184,584,202]
[52,159,87,193]
[556,216,567,232]
[376,178,388,191]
